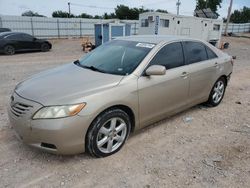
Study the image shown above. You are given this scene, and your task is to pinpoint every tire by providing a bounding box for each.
[207,77,226,107]
[86,108,131,157]
[41,43,50,52]
[4,45,15,55]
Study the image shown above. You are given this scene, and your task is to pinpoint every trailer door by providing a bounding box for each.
[201,21,209,41]
[175,19,182,36]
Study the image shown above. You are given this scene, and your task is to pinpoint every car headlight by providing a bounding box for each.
[33,103,86,119]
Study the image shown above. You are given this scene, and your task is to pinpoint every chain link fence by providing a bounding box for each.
[0,15,249,38]
[222,23,250,34]
[0,15,139,38]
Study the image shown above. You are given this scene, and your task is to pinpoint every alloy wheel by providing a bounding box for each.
[212,80,225,104]
[96,117,127,153]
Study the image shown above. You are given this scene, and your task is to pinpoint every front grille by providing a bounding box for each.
[10,102,33,117]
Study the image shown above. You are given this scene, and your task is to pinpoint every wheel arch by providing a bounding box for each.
[42,41,52,48]
[220,75,228,86]
[84,104,136,150]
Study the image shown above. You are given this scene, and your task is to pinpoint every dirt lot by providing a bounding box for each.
[0,37,250,188]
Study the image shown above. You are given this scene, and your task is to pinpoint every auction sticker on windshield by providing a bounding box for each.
[136,43,155,49]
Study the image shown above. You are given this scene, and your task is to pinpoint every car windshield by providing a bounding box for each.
[78,40,155,75]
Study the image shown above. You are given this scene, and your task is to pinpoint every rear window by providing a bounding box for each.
[5,34,21,40]
[183,41,207,64]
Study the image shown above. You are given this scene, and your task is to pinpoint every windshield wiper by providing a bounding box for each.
[74,60,106,73]
[73,59,81,66]
[82,65,106,73]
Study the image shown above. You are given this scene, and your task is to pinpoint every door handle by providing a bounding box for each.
[181,72,188,78]
[214,62,219,68]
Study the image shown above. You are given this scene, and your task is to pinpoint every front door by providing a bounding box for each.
[138,42,189,127]
[21,34,40,50]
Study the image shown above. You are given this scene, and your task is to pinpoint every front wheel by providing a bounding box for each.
[41,43,50,52]
[207,77,226,106]
[86,109,131,157]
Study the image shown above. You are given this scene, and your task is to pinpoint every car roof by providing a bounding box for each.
[115,35,200,44]
[0,32,26,37]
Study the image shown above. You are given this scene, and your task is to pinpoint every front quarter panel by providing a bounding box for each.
[77,74,140,130]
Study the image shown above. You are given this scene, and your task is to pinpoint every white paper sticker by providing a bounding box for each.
[136,43,155,49]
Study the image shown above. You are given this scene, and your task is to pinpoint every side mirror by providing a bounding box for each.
[33,37,37,41]
[145,65,166,76]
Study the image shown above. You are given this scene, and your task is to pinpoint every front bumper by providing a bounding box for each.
[227,72,232,84]
[8,92,93,155]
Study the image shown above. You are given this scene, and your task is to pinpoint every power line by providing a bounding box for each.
[70,2,114,10]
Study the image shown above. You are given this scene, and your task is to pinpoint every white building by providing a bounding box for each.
[139,12,223,47]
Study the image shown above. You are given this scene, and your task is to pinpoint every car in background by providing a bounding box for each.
[0,28,11,33]
[8,35,233,157]
[0,32,52,55]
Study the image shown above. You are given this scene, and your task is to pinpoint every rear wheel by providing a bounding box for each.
[86,109,131,157]
[41,43,50,52]
[4,45,15,55]
[207,77,226,106]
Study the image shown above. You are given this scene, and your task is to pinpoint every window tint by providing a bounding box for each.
[206,47,217,59]
[79,40,153,76]
[21,34,33,41]
[5,34,21,40]
[183,41,207,64]
[150,42,184,69]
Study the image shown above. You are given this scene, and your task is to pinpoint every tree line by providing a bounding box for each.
[21,3,250,23]
[22,5,167,20]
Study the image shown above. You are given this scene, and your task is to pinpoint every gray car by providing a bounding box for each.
[8,35,233,157]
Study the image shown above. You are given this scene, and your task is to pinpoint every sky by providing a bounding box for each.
[0,0,249,18]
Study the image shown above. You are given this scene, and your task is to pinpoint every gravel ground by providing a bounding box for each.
[0,36,250,188]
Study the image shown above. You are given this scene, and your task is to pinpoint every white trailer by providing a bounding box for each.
[139,12,223,47]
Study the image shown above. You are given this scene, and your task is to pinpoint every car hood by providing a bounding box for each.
[15,63,124,105]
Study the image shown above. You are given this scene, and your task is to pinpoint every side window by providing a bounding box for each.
[160,19,169,27]
[206,46,218,59]
[141,19,149,27]
[6,34,20,40]
[183,41,207,64]
[150,42,184,69]
[213,24,220,31]
[21,34,33,41]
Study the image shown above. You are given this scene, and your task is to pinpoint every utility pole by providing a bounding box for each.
[224,0,233,36]
[68,2,71,17]
[205,0,209,9]
[176,0,181,15]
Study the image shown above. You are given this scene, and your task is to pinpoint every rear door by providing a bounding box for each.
[5,34,23,50]
[183,41,218,105]
[138,42,189,127]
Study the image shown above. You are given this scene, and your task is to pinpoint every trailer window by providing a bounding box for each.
[213,24,220,31]
[183,41,207,64]
[160,19,169,27]
[141,19,149,27]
